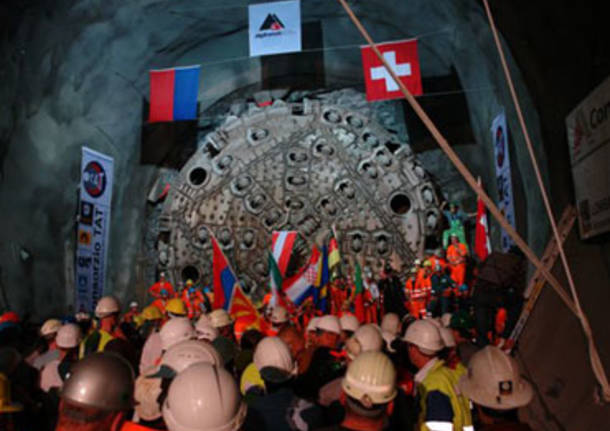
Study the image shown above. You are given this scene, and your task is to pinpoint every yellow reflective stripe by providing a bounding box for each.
[425,421,453,431]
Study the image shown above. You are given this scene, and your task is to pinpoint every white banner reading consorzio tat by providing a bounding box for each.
[75,147,114,313]
[566,75,610,239]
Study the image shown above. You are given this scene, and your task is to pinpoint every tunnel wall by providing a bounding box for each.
[0,0,548,317]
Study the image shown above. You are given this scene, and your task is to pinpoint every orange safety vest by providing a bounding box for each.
[121,421,159,431]
[148,280,175,298]
[446,243,468,265]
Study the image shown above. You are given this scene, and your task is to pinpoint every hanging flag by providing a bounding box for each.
[475,182,492,261]
[353,261,365,323]
[249,0,302,57]
[361,39,423,102]
[211,234,237,310]
[283,246,320,305]
[149,65,200,123]
[268,252,286,308]
[271,231,298,276]
[328,232,341,270]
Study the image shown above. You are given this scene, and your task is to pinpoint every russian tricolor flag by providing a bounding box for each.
[149,65,200,123]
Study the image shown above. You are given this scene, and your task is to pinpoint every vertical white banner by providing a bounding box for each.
[249,0,301,57]
[75,147,114,313]
[492,111,516,251]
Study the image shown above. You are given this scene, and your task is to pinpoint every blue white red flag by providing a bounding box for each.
[283,246,320,306]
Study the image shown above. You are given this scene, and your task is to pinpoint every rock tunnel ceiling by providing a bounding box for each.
[157,97,441,296]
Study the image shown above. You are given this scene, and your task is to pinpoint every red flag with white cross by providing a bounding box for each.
[360,39,423,101]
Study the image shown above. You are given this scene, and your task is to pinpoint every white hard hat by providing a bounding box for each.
[316,315,341,335]
[340,314,360,333]
[129,301,138,308]
[56,323,82,349]
[196,314,211,329]
[75,312,91,322]
[135,374,163,421]
[380,313,401,336]
[160,317,195,351]
[381,330,397,353]
[253,337,295,376]
[459,346,533,410]
[270,306,289,325]
[439,327,456,348]
[403,320,444,355]
[414,259,422,266]
[40,319,62,337]
[209,309,233,328]
[162,363,247,431]
[306,317,320,332]
[342,351,397,404]
[95,296,121,318]
[441,313,453,328]
[195,322,219,342]
[161,340,223,373]
[347,324,384,359]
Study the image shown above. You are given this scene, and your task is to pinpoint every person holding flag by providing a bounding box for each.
[474,180,492,262]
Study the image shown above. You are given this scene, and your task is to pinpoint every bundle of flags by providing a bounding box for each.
[212,227,370,323]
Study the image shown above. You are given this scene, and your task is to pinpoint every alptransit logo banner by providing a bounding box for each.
[249,0,301,57]
[76,147,114,313]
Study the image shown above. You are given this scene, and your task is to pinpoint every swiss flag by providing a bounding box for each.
[475,190,492,261]
[361,39,423,102]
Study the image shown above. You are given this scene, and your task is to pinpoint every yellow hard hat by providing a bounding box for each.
[166,299,187,316]
[423,260,432,268]
[0,373,23,413]
[141,305,163,321]
[342,351,397,404]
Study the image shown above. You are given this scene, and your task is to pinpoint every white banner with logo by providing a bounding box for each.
[75,147,114,313]
[566,76,610,239]
[492,111,517,251]
[249,0,301,57]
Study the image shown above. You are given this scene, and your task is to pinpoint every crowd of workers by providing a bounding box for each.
[0,227,534,431]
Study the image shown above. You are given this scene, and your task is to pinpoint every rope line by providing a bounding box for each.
[481,0,610,402]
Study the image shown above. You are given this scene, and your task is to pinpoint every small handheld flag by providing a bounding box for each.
[211,233,237,310]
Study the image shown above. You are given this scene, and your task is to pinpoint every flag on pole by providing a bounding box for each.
[360,39,423,102]
[211,234,237,310]
[353,261,365,323]
[149,65,200,123]
[268,252,286,308]
[228,283,261,324]
[271,231,298,276]
[475,180,492,261]
[283,246,321,306]
[315,244,330,312]
[328,232,341,270]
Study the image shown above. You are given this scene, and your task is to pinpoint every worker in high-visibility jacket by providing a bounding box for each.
[181,280,206,320]
[446,234,468,287]
[148,272,175,299]
[404,320,473,431]
[405,265,430,319]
